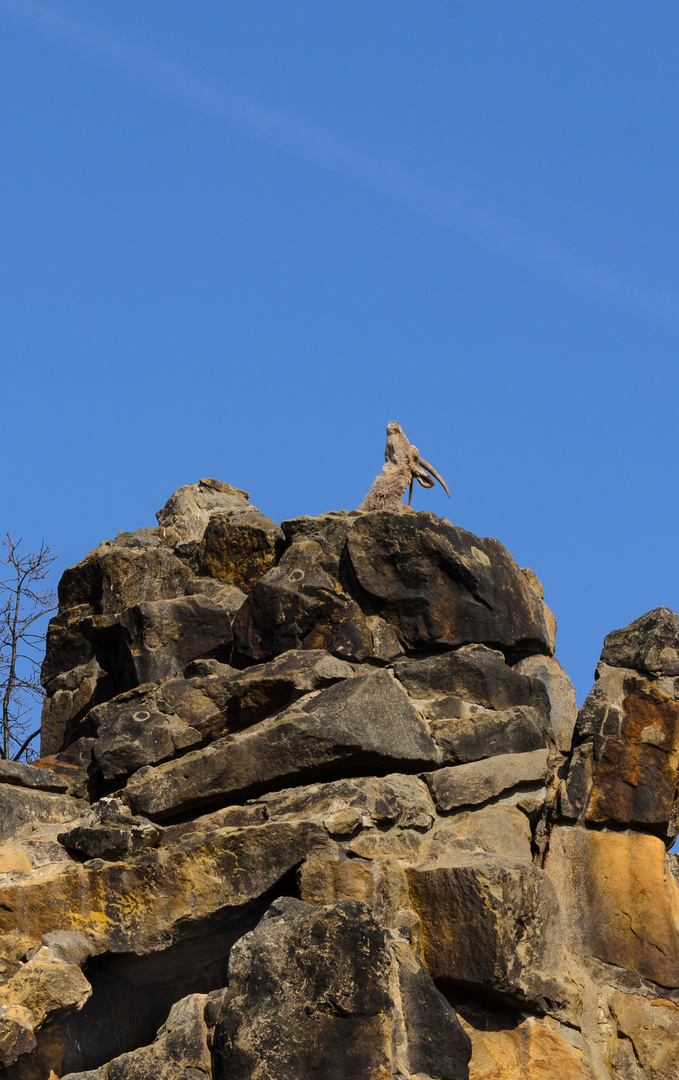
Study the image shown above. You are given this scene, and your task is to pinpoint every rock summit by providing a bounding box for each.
[1,479,679,1079]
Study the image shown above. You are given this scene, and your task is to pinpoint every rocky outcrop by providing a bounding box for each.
[1,482,678,1078]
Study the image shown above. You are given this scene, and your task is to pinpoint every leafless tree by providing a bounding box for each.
[0,536,59,761]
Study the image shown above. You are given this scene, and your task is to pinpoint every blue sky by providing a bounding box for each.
[2,0,679,705]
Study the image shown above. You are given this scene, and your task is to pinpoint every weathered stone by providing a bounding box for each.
[91,594,234,692]
[32,739,97,799]
[58,799,163,861]
[41,659,105,757]
[0,787,85,845]
[86,688,202,781]
[0,946,91,1067]
[186,579,247,619]
[41,606,94,687]
[0,761,68,794]
[428,801,534,862]
[608,990,679,1080]
[431,705,548,765]
[233,539,372,664]
[0,818,320,954]
[201,510,284,593]
[393,644,550,716]
[601,607,679,677]
[124,671,438,819]
[457,1006,597,1080]
[407,851,567,1010]
[563,664,679,841]
[344,513,552,654]
[425,749,551,812]
[162,649,354,741]
[514,654,578,752]
[156,478,252,545]
[393,939,472,1080]
[545,826,679,988]
[281,512,356,553]
[61,992,211,1080]
[57,544,191,617]
[210,897,471,1080]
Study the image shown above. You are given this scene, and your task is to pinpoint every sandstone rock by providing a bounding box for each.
[58,799,163,861]
[344,512,552,654]
[407,851,566,1011]
[32,739,98,799]
[90,594,234,693]
[233,539,371,663]
[61,992,211,1080]
[425,749,551,812]
[156,478,252,545]
[162,649,355,741]
[545,826,679,988]
[0,761,68,794]
[393,644,550,717]
[430,705,548,765]
[280,511,355,552]
[201,510,284,593]
[87,689,202,781]
[0,947,91,1067]
[562,663,679,841]
[513,654,578,752]
[0,817,321,954]
[124,670,438,819]
[457,1006,597,1080]
[57,544,191,617]
[0,787,85,845]
[601,607,679,676]
[41,658,105,758]
[608,990,679,1080]
[210,897,470,1080]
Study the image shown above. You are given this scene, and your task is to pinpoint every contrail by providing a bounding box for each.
[2,0,678,330]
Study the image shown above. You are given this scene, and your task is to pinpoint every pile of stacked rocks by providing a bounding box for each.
[0,479,678,1080]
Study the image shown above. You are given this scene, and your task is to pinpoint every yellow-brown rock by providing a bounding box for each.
[459,1010,598,1080]
[544,826,679,987]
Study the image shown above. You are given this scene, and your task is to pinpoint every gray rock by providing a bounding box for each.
[513,653,578,752]
[0,787,85,844]
[393,644,550,717]
[162,648,355,741]
[57,543,192,617]
[88,689,202,781]
[124,670,438,819]
[156,478,252,545]
[233,539,372,664]
[406,851,567,1011]
[58,798,164,861]
[601,607,679,676]
[0,760,68,793]
[430,705,548,765]
[425,749,551,812]
[210,897,470,1080]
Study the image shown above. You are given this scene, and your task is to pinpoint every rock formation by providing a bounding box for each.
[0,477,678,1078]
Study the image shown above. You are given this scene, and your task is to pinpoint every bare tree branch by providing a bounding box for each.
[0,536,60,761]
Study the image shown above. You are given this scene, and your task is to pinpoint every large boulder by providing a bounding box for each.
[210,897,470,1080]
[123,670,438,818]
[344,513,553,655]
[233,540,372,664]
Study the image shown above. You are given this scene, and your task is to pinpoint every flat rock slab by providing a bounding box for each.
[344,513,552,655]
[0,761,68,794]
[425,749,550,812]
[394,645,548,714]
[430,705,547,766]
[124,670,438,819]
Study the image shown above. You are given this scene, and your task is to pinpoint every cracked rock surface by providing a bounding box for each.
[1,480,678,1078]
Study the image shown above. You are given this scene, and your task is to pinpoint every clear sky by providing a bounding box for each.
[1,0,678,706]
